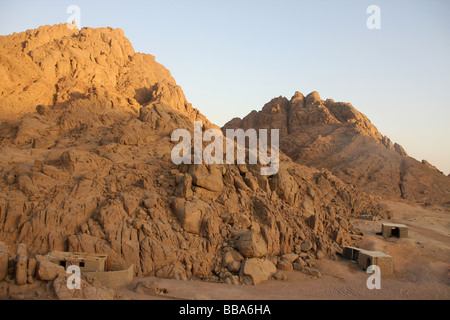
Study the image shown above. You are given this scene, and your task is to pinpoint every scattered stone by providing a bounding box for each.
[301,242,313,252]
[302,267,322,278]
[281,253,298,263]
[316,250,326,260]
[277,259,293,271]
[135,280,168,296]
[273,270,288,281]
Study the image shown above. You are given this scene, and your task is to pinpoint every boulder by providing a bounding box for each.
[281,253,298,263]
[189,164,223,192]
[227,261,242,273]
[223,249,244,273]
[15,244,28,285]
[53,274,115,300]
[301,241,313,252]
[277,259,293,271]
[240,258,276,285]
[135,280,168,296]
[236,232,267,258]
[302,267,322,278]
[15,256,28,285]
[0,252,8,281]
[36,258,65,281]
[27,258,37,284]
[171,198,209,234]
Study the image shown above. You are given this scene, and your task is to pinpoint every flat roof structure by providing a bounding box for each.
[343,247,394,275]
[47,252,109,272]
[381,223,408,239]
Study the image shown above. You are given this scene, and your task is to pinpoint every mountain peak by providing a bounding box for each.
[223,91,450,205]
[0,23,212,127]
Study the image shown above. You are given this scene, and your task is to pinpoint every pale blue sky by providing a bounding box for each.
[1,0,449,174]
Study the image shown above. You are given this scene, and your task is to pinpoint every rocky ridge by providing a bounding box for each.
[0,24,390,292]
[223,91,450,207]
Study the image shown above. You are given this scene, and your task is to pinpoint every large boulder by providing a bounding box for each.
[189,164,224,192]
[171,198,209,234]
[236,232,267,258]
[240,258,276,285]
[36,257,65,281]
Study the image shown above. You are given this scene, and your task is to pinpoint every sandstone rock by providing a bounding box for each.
[236,232,268,258]
[189,164,224,193]
[224,275,240,285]
[135,280,167,296]
[277,259,293,271]
[155,263,187,281]
[53,273,115,300]
[227,261,242,273]
[223,249,244,273]
[15,244,28,285]
[301,242,313,252]
[27,258,37,284]
[171,198,209,234]
[273,270,288,281]
[36,259,65,281]
[293,262,304,272]
[223,91,450,207]
[0,252,8,281]
[316,250,326,260]
[303,267,322,278]
[240,258,276,285]
[221,212,252,229]
[281,253,299,263]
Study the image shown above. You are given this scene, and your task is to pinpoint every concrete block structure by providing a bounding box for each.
[343,246,394,275]
[381,223,408,239]
[47,252,109,272]
[343,246,360,261]
[357,250,394,275]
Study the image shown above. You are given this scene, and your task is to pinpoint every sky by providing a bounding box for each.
[0,0,449,174]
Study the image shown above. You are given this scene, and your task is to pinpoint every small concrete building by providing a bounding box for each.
[47,252,109,272]
[357,250,394,275]
[343,247,394,275]
[343,246,361,261]
[381,223,408,239]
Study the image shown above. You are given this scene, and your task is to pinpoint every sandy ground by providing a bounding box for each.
[116,200,450,300]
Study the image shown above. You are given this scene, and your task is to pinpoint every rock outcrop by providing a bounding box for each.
[223,92,450,207]
[0,25,392,290]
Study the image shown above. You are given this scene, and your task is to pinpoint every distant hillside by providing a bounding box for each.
[223,91,450,207]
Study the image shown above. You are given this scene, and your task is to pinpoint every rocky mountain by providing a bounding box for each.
[223,91,450,207]
[0,24,390,286]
